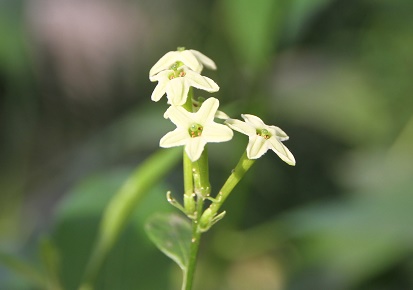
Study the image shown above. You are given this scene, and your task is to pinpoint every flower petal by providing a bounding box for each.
[179,50,202,72]
[149,69,171,82]
[151,81,168,102]
[268,137,296,165]
[165,105,195,128]
[194,97,219,124]
[202,123,233,143]
[215,110,230,120]
[268,125,289,141]
[241,114,266,129]
[185,70,219,92]
[160,129,189,148]
[149,51,179,77]
[246,135,269,159]
[185,137,207,161]
[190,50,217,70]
[166,77,189,106]
[150,71,171,102]
[225,119,256,136]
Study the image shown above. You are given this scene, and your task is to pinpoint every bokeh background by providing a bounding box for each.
[1,0,413,289]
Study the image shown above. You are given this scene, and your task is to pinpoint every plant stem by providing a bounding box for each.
[200,151,255,227]
[182,147,210,290]
[182,198,203,290]
[183,152,195,215]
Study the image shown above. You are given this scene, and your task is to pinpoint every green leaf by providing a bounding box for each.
[38,237,64,290]
[220,0,283,70]
[79,148,181,289]
[0,251,46,288]
[145,213,192,271]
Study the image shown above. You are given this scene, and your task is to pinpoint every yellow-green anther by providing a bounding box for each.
[256,128,271,139]
[188,123,203,138]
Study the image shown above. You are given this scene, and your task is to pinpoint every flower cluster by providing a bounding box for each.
[150,47,295,165]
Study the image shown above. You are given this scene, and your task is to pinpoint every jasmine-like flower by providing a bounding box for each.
[149,47,217,77]
[160,97,233,162]
[150,65,219,106]
[225,114,296,165]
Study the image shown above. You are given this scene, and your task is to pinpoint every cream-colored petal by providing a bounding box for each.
[268,125,289,141]
[179,50,202,72]
[268,137,296,166]
[215,110,230,120]
[165,105,195,128]
[202,123,233,143]
[160,129,189,148]
[190,50,217,70]
[185,137,207,161]
[194,97,219,124]
[185,70,219,92]
[151,80,168,102]
[166,77,189,106]
[149,51,179,77]
[241,114,266,129]
[225,119,256,136]
[246,135,269,159]
[150,70,172,82]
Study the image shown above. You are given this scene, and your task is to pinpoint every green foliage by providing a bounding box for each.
[220,0,282,70]
[145,213,192,271]
[52,165,177,290]
[0,251,45,289]
[79,148,181,289]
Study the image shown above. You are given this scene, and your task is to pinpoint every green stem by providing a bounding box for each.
[182,198,203,290]
[182,87,194,112]
[200,151,255,228]
[182,147,210,290]
[183,152,195,215]
[191,147,211,198]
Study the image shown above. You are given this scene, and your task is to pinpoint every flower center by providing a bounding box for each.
[168,62,186,79]
[189,124,203,138]
[256,128,271,140]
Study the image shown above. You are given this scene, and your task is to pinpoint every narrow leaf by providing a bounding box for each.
[80,148,181,289]
[145,213,192,271]
[38,237,63,290]
[0,251,46,288]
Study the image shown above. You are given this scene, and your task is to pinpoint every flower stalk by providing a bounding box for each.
[200,151,255,231]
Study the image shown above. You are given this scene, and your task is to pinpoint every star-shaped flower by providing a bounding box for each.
[160,97,233,162]
[225,114,296,165]
[150,65,219,106]
[149,48,216,77]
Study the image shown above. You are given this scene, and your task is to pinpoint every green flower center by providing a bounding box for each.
[189,124,203,138]
[256,128,271,140]
[169,61,186,79]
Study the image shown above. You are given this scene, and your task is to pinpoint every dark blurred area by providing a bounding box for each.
[1,0,413,289]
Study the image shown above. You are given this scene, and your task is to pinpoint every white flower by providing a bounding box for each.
[225,114,296,165]
[149,48,217,77]
[160,97,233,162]
[150,66,219,106]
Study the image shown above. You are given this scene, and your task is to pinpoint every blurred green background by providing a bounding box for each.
[1,0,413,289]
